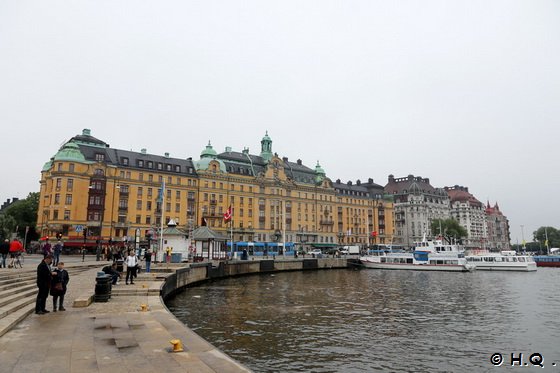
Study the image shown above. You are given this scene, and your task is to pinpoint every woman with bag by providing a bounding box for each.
[51,262,69,311]
[125,250,137,285]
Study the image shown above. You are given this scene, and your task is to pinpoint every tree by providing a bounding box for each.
[3,192,40,243]
[430,218,468,244]
[533,226,560,251]
[0,213,16,241]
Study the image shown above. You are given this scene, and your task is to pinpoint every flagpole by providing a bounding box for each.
[160,182,165,263]
[230,214,233,259]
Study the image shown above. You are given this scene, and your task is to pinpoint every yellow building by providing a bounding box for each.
[37,129,394,252]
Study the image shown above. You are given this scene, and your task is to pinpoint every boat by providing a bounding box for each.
[533,248,560,267]
[465,250,537,271]
[359,236,474,272]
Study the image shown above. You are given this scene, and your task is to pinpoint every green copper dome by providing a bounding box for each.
[200,141,217,158]
[196,141,226,172]
[42,159,54,172]
[53,142,86,162]
[315,161,325,176]
[260,131,273,163]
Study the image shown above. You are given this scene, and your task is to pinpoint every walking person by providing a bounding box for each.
[42,241,52,258]
[53,241,62,266]
[51,262,69,311]
[0,239,9,268]
[9,238,23,268]
[144,248,152,273]
[125,250,137,285]
[35,254,53,314]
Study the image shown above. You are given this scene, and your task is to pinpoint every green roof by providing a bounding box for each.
[53,142,87,163]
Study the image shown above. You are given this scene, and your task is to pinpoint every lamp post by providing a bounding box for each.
[520,224,525,250]
[109,184,120,242]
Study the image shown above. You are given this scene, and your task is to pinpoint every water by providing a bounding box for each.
[166,269,560,372]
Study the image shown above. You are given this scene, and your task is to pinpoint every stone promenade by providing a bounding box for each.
[0,256,251,373]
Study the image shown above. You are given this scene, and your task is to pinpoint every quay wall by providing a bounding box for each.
[161,258,347,300]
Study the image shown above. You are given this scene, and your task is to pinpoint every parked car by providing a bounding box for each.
[309,249,323,257]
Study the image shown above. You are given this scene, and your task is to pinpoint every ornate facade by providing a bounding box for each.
[445,185,488,248]
[37,129,394,252]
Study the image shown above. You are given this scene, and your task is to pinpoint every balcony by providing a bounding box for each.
[320,220,334,225]
[209,199,217,205]
[259,216,266,222]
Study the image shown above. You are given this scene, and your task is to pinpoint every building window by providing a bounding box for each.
[166,164,171,171]
[64,210,70,220]
[146,216,151,225]
[137,187,143,197]
[157,163,163,170]
[167,190,171,199]
[94,169,104,176]
[120,171,125,178]
[57,163,62,171]
[148,174,153,182]
[56,178,62,189]
[147,161,153,169]
[53,210,59,220]
[122,157,129,166]
[175,166,180,173]
[158,175,163,183]
[135,215,141,224]
[138,160,144,167]
[69,163,75,172]
[176,190,181,199]
[147,201,152,211]
[137,200,142,210]
[139,173,144,181]
[67,179,73,192]
[65,194,72,205]
[54,194,60,204]
[95,153,105,162]
[147,188,153,197]
[175,203,180,212]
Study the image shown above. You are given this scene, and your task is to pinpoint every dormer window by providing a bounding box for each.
[166,164,171,171]
[175,165,180,172]
[147,161,153,169]
[157,163,163,170]
[138,160,144,167]
[122,157,129,166]
[95,153,105,162]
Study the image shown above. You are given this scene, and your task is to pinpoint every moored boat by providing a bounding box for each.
[533,255,560,267]
[465,250,537,271]
[360,236,474,272]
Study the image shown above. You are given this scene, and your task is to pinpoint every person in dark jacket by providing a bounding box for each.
[0,239,9,268]
[102,263,121,285]
[51,262,69,311]
[35,255,53,314]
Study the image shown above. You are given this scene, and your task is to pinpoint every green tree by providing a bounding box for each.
[0,213,17,241]
[533,226,560,251]
[3,192,40,243]
[430,218,468,244]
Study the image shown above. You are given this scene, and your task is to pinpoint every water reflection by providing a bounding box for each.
[167,269,560,372]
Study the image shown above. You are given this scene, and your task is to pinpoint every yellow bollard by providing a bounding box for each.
[140,304,148,312]
[169,339,184,352]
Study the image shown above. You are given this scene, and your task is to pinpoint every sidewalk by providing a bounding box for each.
[0,257,251,373]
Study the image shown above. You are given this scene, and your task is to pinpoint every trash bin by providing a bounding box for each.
[171,253,182,263]
[116,259,124,273]
[94,272,112,302]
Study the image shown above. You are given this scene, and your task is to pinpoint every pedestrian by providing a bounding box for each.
[102,262,121,285]
[0,239,9,268]
[125,250,137,285]
[51,262,69,312]
[42,241,52,258]
[53,241,62,266]
[166,247,172,263]
[9,238,23,268]
[144,248,152,273]
[35,254,54,314]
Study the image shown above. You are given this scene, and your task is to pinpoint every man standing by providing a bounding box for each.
[0,239,9,268]
[144,248,152,273]
[53,241,62,266]
[35,254,53,314]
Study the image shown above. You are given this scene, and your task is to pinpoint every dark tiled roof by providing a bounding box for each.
[77,145,197,176]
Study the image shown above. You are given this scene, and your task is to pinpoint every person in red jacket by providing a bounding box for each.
[9,239,23,268]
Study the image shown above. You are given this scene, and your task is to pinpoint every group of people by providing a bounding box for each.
[0,238,25,269]
[102,248,153,286]
[41,240,63,265]
[35,255,69,315]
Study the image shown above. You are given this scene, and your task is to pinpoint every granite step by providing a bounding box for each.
[0,295,36,321]
[0,302,35,337]
[0,283,36,301]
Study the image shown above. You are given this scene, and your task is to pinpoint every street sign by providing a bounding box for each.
[75,225,83,233]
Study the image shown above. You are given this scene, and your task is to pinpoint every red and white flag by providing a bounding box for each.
[224,206,232,222]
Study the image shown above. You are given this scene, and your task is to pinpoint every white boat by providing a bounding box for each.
[465,250,537,272]
[360,237,474,272]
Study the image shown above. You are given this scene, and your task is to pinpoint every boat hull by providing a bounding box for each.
[360,260,473,272]
[471,263,537,272]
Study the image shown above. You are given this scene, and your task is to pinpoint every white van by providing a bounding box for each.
[340,245,360,255]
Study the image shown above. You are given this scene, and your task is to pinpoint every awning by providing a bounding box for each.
[236,242,248,247]
[310,243,339,248]
[267,242,278,247]
[254,242,265,247]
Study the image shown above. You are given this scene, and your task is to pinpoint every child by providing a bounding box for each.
[51,262,69,311]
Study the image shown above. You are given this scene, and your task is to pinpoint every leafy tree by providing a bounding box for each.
[533,226,560,251]
[430,218,468,244]
[0,213,16,241]
[3,192,40,243]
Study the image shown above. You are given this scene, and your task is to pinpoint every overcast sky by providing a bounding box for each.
[1,0,559,244]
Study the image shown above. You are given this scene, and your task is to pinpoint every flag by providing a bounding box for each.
[224,205,232,222]
[157,181,165,203]
[545,239,549,247]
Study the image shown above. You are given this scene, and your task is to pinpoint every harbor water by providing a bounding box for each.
[166,268,560,372]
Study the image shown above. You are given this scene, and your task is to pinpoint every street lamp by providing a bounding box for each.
[109,184,120,241]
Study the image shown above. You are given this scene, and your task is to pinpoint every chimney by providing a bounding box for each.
[347,181,352,186]
[297,159,302,165]
[356,180,361,186]
[164,152,170,158]
[282,157,288,162]
[336,179,341,183]
[368,178,374,183]
[226,146,232,152]
[82,129,91,136]
[141,148,147,155]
